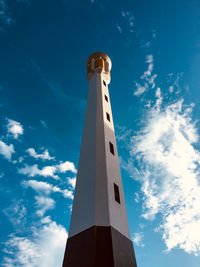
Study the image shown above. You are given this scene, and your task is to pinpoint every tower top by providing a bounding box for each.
[87,52,112,83]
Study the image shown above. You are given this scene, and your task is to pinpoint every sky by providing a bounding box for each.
[0,0,200,266]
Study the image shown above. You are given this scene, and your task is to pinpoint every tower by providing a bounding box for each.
[62,52,137,267]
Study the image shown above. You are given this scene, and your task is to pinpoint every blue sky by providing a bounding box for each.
[0,0,200,266]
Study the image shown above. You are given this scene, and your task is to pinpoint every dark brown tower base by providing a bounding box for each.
[62,226,137,267]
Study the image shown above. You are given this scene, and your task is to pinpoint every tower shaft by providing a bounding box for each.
[63,52,137,267]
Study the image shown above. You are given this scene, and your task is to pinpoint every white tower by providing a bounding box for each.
[63,52,137,267]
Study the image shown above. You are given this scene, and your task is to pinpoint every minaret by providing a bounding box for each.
[62,52,137,267]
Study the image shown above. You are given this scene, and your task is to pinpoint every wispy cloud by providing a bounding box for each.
[152,29,156,38]
[48,80,86,109]
[122,10,134,32]
[167,72,183,94]
[22,179,74,199]
[35,196,55,216]
[129,99,200,255]
[116,23,122,33]
[134,84,147,97]
[27,148,55,160]
[31,60,86,109]
[132,232,144,247]
[22,179,73,216]
[0,140,14,160]
[18,161,77,179]
[3,201,27,226]
[134,192,140,203]
[40,120,47,128]
[23,179,61,194]
[134,54,157,96]
[0,0,31,30]
[7,119,24,139]
[3,218,67,267]
[155,87,163,110]
[0,0,13,28]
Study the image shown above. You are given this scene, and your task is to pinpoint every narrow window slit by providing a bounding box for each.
[105,95,108,102]
[114,183,120,204]
[109,142,114,155]
[106,112,110,122]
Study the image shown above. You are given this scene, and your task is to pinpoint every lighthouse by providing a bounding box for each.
[62,52,137,267]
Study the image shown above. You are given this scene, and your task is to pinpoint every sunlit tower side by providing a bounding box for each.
[62,52,137,267]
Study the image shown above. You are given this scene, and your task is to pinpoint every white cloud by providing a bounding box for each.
[0,140,14,160]
[22,179,73,200]
[149,74,157,89]
[35,196,55,217]
[3,219,68,267]
[132,232,144,247]
[19,164,57,178]
[22,179,73,217]
[134,55,157,96]
[67,177,76,189]
[58,161,76,173]
[134,83,147,97]
[41,216,52,224]
[146,55,153,64]
[155,87,163,110]
[169,86,174,93]
[18,161,76,179]
[155,87,161,98]
[141,55,153,79]
[62,189,74,199]
[130,99,200,255]
[134,192,140,203]
[23,180,60,194]
[7,119,23,139]
[27,148,55,160]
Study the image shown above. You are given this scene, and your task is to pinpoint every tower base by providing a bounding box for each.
[62,226,137,267]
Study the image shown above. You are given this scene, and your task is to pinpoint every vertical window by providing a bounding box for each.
[103,80,106,86]
[105,95,108,102]
[114,183,120,204]
[109,142,114,155]
[106,112,110,122]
